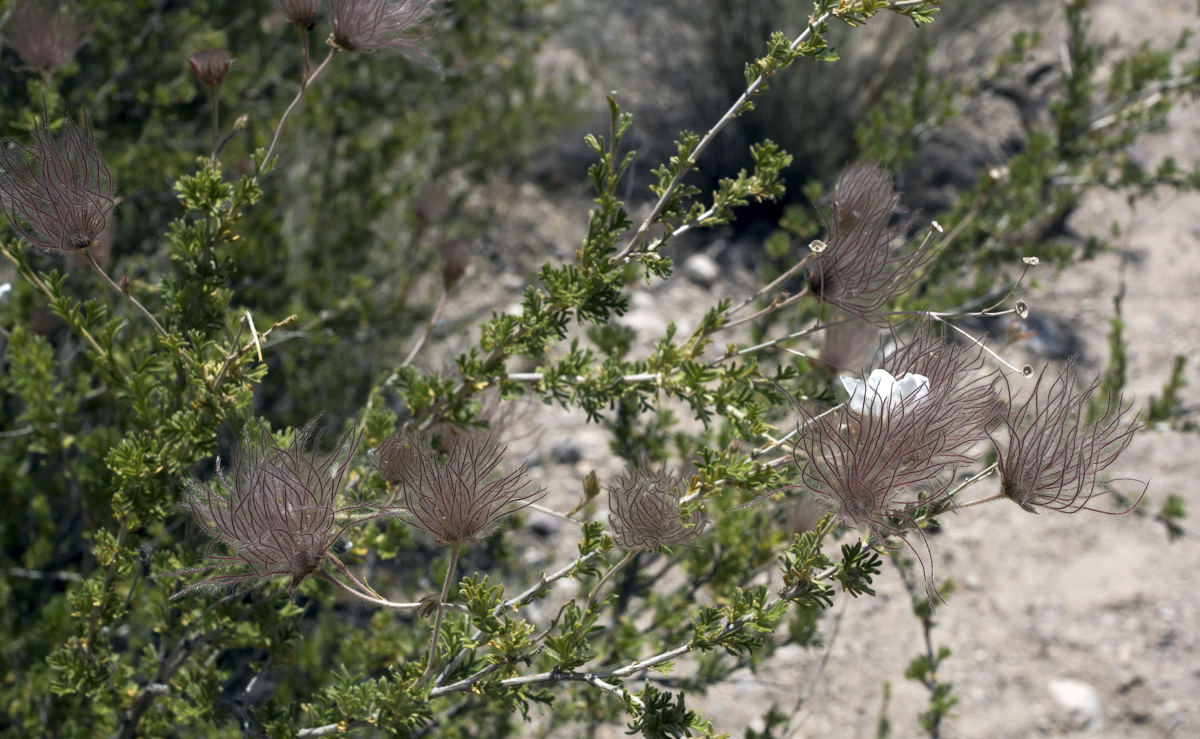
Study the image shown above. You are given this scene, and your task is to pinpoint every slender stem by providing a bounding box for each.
[707,317,856,367]
[912,463,1001,525]
[301,29,311,85]
[421,543,461,682]
[506,372,660,384]
[615,10,837,262]
[749,402,844,459]
[949,462,999,501]
[328,552,381,598]
[722,287,809,331]
[259,48,338,178]
[88,251,170,340]
[209,89,219,162]
[437,519,842,699]
[929,313,1029,376]
[431,557,842,698]
[723,256,811,320]
[402,289,447,368]
[585,551,636,613]
[955,492,1005,510]
[316,570,423,610]
[528,503,585,528]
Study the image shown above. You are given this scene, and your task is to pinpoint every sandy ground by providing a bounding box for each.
[419,1,1200,737]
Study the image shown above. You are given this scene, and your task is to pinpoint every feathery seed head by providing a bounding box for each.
[806,163,932,323]
[3,0,88,77]
[991,362,1143,514]
[608,467,707,551]
[0,112,115,254]
[327,0,442,66]
[270,0,321,30]
[376,432,544,546]
[167,420,370,598]
[189,49,234,91]
[782,318,1002,568]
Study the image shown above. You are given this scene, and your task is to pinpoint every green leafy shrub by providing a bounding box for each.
[0,1,1188,737]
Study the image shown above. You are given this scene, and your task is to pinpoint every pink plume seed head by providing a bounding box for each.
[991,361,1144,515]
[326,0,443,71]
[806,163,933,324]
[789,317,1003,576]
[608,467,707,552]
[3,0,89,77]
[376,432,544,546]
[167,420,367,598]
[0,113,116,254]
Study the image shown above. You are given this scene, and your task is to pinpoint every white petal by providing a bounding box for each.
[841,375,867,415]
[862,370,897,415]
[840,375,862,396]
[893,373,930,406]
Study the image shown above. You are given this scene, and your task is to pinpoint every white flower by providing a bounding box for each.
[840,369,930,417]
[0,283,11,300]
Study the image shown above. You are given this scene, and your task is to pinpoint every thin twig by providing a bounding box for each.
[421,543,461,683]
[316,570,424,610]
[585,551,636,613]
[723,257,812,320]
[258,48,338,179]
[506,372,661,384]
[723,288,810,331]
[528,503,585,528]
[947,463,1001,510]
[244,310,262,363]
[614,10,838,262]
[434,548,606,686]
[402,290,447,368]
[87,251,170,339]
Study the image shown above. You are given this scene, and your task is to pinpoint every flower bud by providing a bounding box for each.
[189,48,234,91]
[440,239,471,287]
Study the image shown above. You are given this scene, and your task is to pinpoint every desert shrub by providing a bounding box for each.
[0,1,1189,737]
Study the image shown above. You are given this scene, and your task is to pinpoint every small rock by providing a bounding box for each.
[682,253,719,288]
[1048,678,1102,731]
[550,440,581,465]
[526,511,560,538]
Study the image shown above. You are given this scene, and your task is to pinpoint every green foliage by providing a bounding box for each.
[628,685,726,739]
[0,0,1176,736]
[1158,494,1189,542]
[1145,355,1191,429]
[1090,282,1128,424]
[853,0,1200,307]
